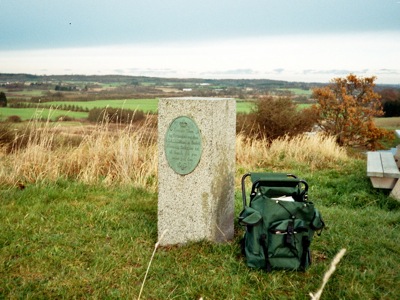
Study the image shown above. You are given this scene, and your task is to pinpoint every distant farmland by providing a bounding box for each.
[0,99,255,121]
[43,98,159,112]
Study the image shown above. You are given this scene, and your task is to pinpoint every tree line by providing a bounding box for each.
[8,102,90,112]
[380,88,400,117]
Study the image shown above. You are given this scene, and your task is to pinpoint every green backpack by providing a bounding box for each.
[238,173,325,271]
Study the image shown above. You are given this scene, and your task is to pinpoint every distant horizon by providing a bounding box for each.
[2,71,400,87]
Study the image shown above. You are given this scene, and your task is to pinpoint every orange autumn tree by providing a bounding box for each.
[312,74,392,150]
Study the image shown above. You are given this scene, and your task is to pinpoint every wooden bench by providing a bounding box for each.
[367,151,400,200]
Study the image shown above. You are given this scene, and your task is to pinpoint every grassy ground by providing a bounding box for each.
[375,116,400,131]
[0,119,399,298]
[1,160,399,299]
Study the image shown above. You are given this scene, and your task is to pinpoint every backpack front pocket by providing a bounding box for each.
[267,219,309,270]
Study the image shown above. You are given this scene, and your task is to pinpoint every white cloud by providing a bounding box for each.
[1,31,399,84]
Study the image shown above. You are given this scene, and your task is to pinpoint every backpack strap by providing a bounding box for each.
[300,236,311,271]
[260,234,272,272]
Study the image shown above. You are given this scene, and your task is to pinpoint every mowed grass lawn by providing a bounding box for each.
[1,99,255,121]
[1,161,399,299]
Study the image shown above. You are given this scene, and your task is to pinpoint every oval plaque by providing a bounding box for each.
[164,116,202,175]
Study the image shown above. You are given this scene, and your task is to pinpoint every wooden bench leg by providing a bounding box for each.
[389,179,400,201]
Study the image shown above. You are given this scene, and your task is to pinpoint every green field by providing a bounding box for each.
[0,107,88,121]
[1,99,255,121]
[276,88,313,96]
[42,98,255,113]
[236,100,255,113]
[297,103,312,110]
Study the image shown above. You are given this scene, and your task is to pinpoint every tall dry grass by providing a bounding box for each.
[0,120,350,191]
[236,132,349,170]
[0,117,158,190]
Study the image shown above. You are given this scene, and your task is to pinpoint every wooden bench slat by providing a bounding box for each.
[367,151,384,177]
[380,152,400,178]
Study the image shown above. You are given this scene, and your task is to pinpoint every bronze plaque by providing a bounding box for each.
[164,116,202,175]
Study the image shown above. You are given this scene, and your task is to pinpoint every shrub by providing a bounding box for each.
[312,74,392,150]
[238,95,317,141]
[383,100,400,117]
[0,122,31,153]
[236,112,253,135]
[88,107,145,124]
[0,123,15,146]
[6,115,22,123]
[0,91,7,107]
[380,88,400,117]
[56,115,75,122]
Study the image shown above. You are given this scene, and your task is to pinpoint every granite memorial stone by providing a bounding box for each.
[158,97,236,246]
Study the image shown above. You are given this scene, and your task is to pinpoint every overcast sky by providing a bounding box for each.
[1,0,400,84]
